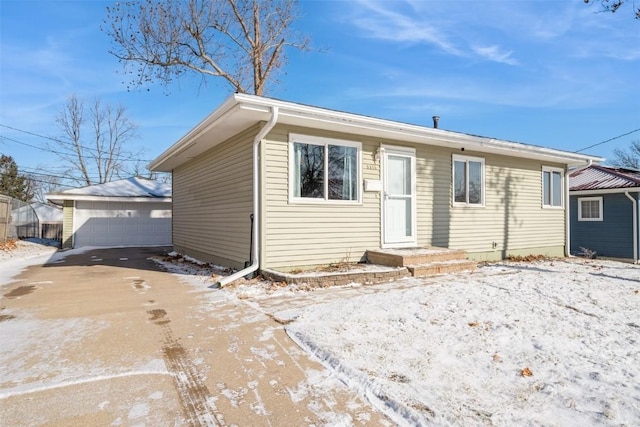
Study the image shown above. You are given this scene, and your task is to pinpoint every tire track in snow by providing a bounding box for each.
[147,308,224,426]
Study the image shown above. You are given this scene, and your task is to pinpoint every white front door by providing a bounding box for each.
[382,146,417,247]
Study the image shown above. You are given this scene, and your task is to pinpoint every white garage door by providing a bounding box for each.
[74,201,171,247]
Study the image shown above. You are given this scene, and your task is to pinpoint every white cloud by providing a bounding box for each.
[472,45,518,65]
[348,0,462,55]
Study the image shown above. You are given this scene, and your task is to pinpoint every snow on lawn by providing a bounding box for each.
[275,259,640,426]
[0,239,59,286]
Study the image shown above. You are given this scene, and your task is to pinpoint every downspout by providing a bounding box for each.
[217,106,279,287]
[624,191,638,263]
[566,160,592,257]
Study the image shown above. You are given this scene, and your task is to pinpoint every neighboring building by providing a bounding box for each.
[10,202,64,240]
[46,177,172,249]
[569,165,640,262]
[150,94,601,276]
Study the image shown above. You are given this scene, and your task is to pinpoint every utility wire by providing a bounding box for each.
[0,123,153,162]
[575,128,640,153]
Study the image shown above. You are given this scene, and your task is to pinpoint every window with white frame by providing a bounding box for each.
[542,166,564,208]
[578,197,603,221]
[290,134,360,203]
[452,155,485,206]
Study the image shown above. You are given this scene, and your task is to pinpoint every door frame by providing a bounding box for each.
[380,145,417,248]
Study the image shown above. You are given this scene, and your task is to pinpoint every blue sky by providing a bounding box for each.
[1,0,639,185]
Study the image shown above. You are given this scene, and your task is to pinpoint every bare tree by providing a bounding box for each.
[103,0,310,95]
[29,170,63,203]
[53,95,139,186]
[611,140,640,168]
[584,0,640,19]
[130,159,173,183]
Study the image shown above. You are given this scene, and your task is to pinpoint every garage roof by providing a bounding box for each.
[46,177,171,204]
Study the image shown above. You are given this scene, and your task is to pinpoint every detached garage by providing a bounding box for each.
[47,177,172,249]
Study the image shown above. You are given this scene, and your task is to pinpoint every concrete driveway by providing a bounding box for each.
[0,247,387,426]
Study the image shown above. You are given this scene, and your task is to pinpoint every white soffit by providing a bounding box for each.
[149,94,602,171]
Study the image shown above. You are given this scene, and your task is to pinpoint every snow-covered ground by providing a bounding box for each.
[206,258,640,426]
[0,239,59,286]
[2,241,639,426]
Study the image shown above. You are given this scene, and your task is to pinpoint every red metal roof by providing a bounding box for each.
[570,165,640,191]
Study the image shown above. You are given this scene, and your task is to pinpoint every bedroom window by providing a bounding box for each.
[542,167,563,208]
[578,197,603,221]
[452,155,484,206]
[290,134,361,203]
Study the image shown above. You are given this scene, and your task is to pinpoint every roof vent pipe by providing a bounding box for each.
[432,116,439,129]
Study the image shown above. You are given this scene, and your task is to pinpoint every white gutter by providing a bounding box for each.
[624,191,639,263]
[566,160,592,257]
[216,106,279,287]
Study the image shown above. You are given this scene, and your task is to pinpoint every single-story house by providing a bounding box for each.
[149,94,602,282]
[569,165,640,262]
[46,177,172,249]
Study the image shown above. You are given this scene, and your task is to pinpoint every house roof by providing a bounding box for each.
[149,93,603,172]
[570,165,640,191]
[46,177,171,204]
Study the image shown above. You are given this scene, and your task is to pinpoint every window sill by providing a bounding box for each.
[289,198,362,206]
[452,203,485,208]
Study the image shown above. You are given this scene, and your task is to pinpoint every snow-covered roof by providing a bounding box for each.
[33,203,63,222]
[46,177,171,204]
[570,165,640,192]
[11,203,63,222]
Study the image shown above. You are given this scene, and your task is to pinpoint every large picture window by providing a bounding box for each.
[290,134,360,203]
[578,197,603,221]
[542,167,563,208]
[452,155,484,206]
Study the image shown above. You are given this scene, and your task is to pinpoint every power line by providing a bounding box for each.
[575,128,640,153]
[0,123,153,162]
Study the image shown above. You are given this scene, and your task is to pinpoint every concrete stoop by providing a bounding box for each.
[260,247,475,288]
[366,247,477,278]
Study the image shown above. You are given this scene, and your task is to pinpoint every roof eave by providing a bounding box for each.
[569,187,640,195]
[45,194,172,204]
[149,94,245,172]
[150,94,604,171]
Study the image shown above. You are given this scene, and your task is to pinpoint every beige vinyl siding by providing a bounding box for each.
[62,200,74,249]
[261,125,566,269]
[262,125,381,270]
[172,125,259,269]
[447,151,566,258]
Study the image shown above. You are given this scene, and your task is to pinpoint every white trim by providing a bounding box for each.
[570,188,640,196]
[71,200,77,248]
[624,191,639,263]
[381,145,417,248]
[542,166,564,208]
[452,154,485,208]
[288,133,362,205]
[48,195,171,203]
[578,196,603,221]
[150,93,602,172]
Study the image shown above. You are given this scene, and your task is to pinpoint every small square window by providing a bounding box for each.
[578,197,603,221]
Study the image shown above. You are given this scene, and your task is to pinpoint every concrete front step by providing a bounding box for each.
[407,259,477,277]
[367,247,469,267]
